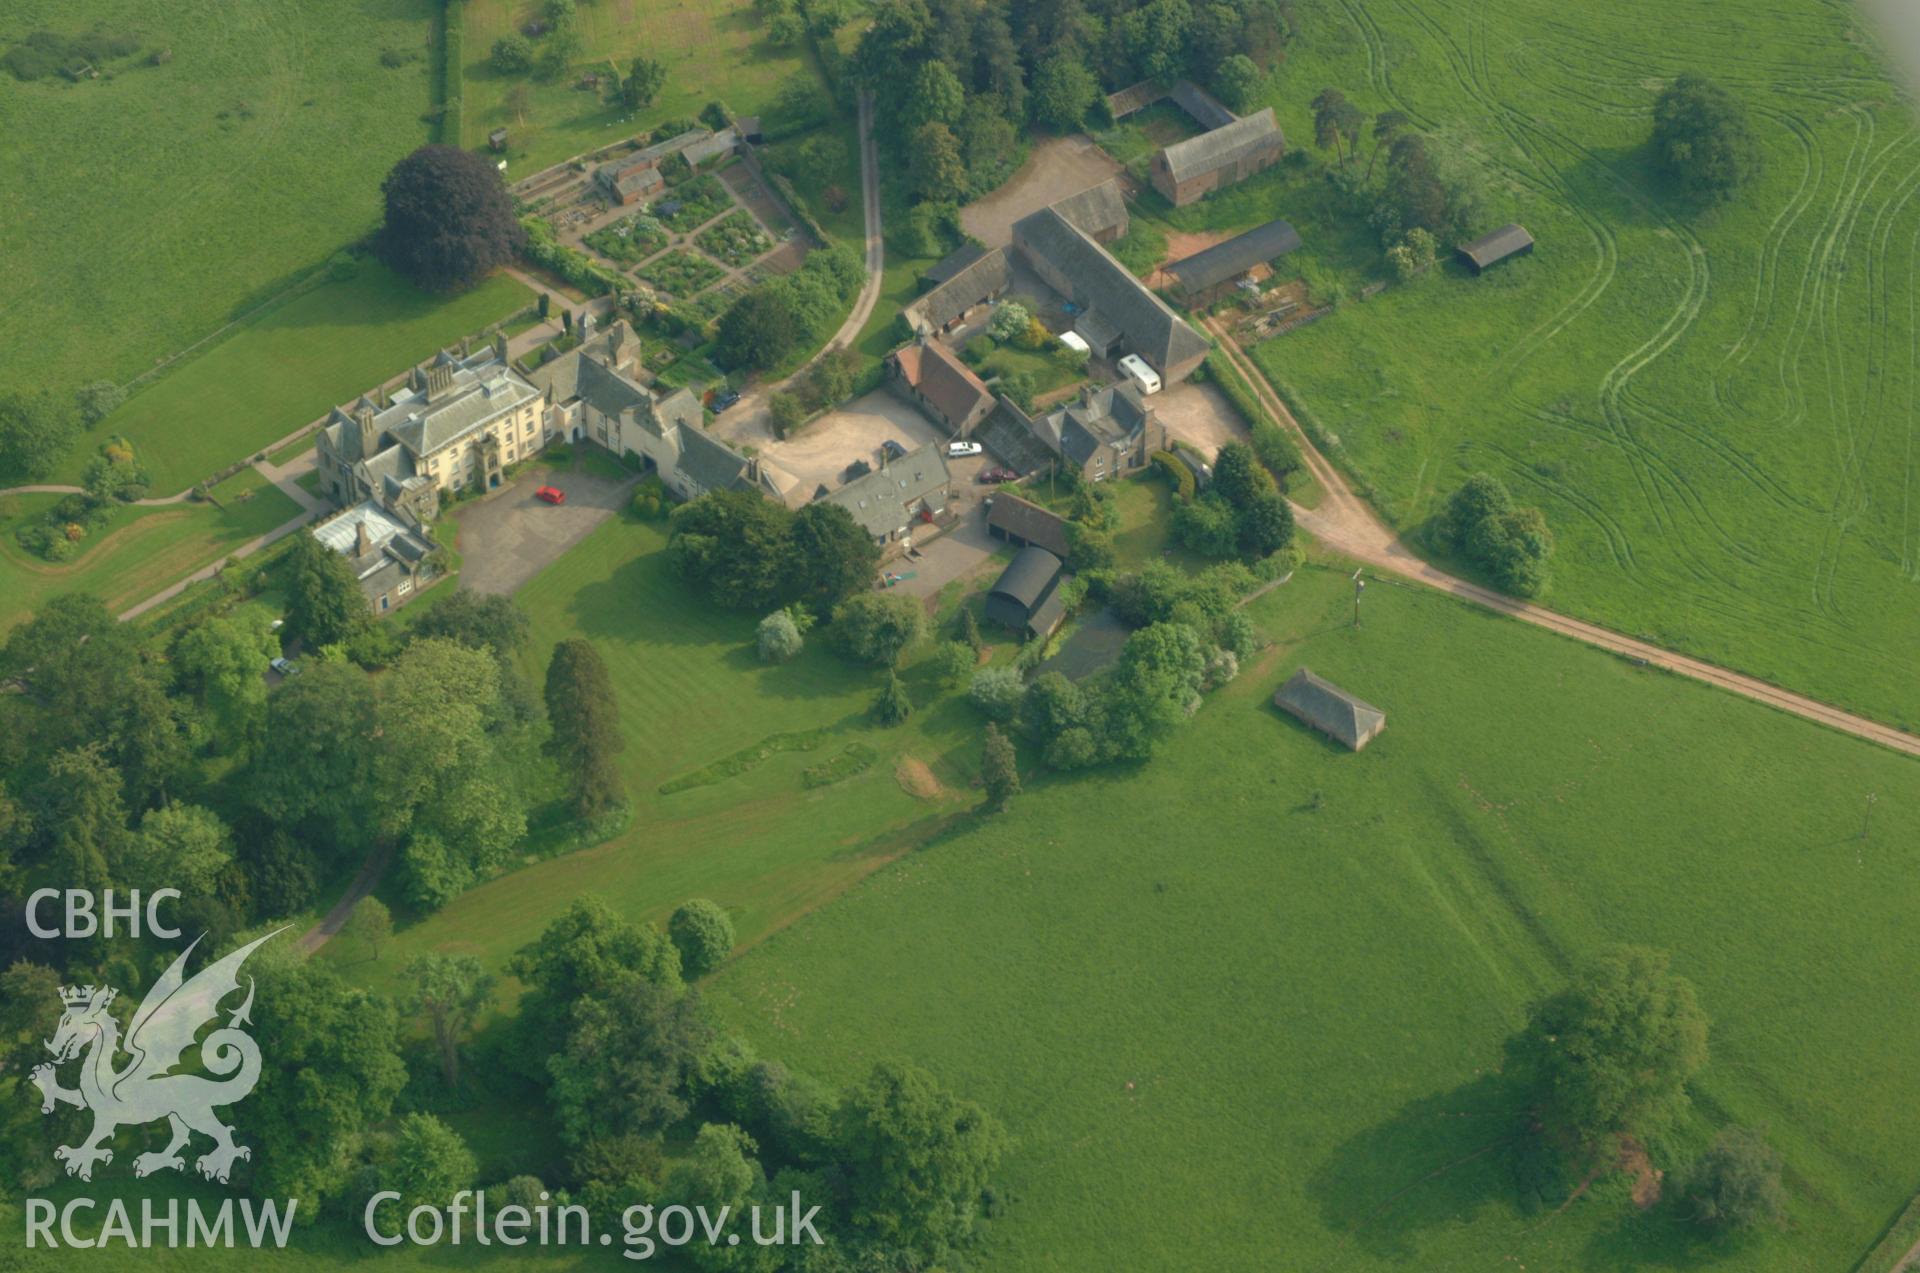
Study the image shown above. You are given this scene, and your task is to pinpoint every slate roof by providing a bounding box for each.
[1166,219,1303,297]
[1458,223,1534,271]
[891,340,993,427]
[1049,179,1129,240]
[904,248,1011,333]
[386,372,541,457]
[1038,383,1152,466]
[1012,209,1209,373]
[676,426,750,493]
[990,546,1063,611]
[986,493,1072,558]
[922,243,988,288]
[1159,108,1283,184]
[1273,667,1386,750]
[311,499,435,586]
[823,446,951,538]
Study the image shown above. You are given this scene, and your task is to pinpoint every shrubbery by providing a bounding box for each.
[1443,472,1554,596]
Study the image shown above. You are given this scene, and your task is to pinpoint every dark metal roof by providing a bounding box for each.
[989,546,1063,611]
[1458,223,1534,270]
[986,493,1072,558]
[922,243,988,287]
[1167,220,1303,297]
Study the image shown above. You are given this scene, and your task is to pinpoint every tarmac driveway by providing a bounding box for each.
[452,461,636,596]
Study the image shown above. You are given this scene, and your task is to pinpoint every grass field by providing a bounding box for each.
[334,513,1003,1013]
[706,563,1920,1272]
[52,266,533,493]
[0,0,447,397]
[1219,0,1920,729]
[0,465,300,631]
[461,0,819,175]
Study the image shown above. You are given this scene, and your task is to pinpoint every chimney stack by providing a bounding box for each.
[355,518,371,558]
[425,363,454,400]
[493,331,510,366]
[353,401,377,454]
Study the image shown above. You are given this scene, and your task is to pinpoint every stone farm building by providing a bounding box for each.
[1273,668,1386,751]
[316,335,542,525]
[1150,109,1286,207]
[886,338,995,433]
[1166,218,1303,307]
[976,381,1166,482]
[594,126,740,205]
[985,545,1067,640]
[901,180,1205,382]
[822,445,953,549]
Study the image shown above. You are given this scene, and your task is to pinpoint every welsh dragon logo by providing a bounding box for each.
[28,928,285,1184]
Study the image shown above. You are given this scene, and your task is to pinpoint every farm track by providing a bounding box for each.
[1205,317,1920,760]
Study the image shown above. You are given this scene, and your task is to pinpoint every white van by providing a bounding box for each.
[1117,353,1162,396]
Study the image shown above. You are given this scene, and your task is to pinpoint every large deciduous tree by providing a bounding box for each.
[377,145,526,293]
[1505,946,1709,1166]
[285,533,369,650]
[404,953,494,1088]
[0,390,78,482]
[1653,74,1761,204]
[543,638,625,818]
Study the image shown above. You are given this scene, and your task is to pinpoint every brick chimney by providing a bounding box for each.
[493,331,509,366]
[353,401,377,455]
[354,518,371,558]
[425,363,454,400]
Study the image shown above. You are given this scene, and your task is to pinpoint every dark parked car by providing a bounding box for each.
[977,467,1018,484]
[880,439,907,461]
[709,388,741,413]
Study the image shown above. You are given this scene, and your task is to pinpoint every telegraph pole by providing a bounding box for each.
[1352,568,1365,627]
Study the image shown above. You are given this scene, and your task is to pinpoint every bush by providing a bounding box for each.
[757,609,805,663]
[969,666,1025,722]
[988,301,1032,344]
[75,380,125,425]
[1445,472,1554,596]
[831,592,925,667]
[490,34,533,74]
[932,640,975,689]
[1151,450,1195,502]
[668,899,735,978]
[1683,1126,1787,1235]
[769,391,809,437]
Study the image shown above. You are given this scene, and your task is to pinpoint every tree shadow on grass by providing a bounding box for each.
[1307,1071,1531,1264]
[1577,1199,1732,1273]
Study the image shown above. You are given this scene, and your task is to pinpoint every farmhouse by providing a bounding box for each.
[1457,224,1534,274]
[986,492,1072,558]
[1029,382,1167,482]
[1273,668,1386,751]
[528,314,795,503]
[1150,109,1286,207]
[309,499,439,615]
[1012,202,1209,381]
[1167,219,1303,307]
[316,335,545,524]
[821,446,952,547]
[985,546,1067,640]
[886,338,995,434]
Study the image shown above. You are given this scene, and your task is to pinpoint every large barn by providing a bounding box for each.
[1150,109,1286,207]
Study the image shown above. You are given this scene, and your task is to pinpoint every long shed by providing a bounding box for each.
[985,546,1066,639]
[1457,223,1534,274]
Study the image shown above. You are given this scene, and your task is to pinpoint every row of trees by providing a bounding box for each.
[0,380,125,484]
[1308,88,1486,250]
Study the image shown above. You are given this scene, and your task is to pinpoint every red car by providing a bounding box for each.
[535,485,566,505]
[977,467,1018,485]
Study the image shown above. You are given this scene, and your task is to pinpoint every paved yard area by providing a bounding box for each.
[451,460,637,596]
[1153,381,1249,458]
[890,502,1006,601]
[749,390,946,494]
[959,136,1123,249]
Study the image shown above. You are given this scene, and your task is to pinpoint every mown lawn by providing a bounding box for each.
[0,466,301,632]
[337,514,995,1008]
[52,266,533,493]
[0,0,444,397]
[1232,0,1920,728]
[462,0,820,175]
[707,563,1920,1272]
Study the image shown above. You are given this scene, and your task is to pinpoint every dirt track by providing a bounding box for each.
[1204,316,1920,760]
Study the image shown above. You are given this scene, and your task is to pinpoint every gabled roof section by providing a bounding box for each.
[1459,223,1535,270]
[986,493,1072,558]
[892,340,993,427]
[1273,667,1386,750]
[822,446,952,538]
[1049,179,1128,240]
[1166,219,1303,297]
[1013,209,1209,373]
[904,247,1011,333]
[1160,108,1283,183]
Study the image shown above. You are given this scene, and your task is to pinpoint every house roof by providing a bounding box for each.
[676,425,751,493]
[1040,383,1152,466]
[904,247,1011,333]
[822,446,951,538]
[922,243,989,287]
[891,340,993,427]
[1166,219,1303,297]
[386,371,541,457]
[311,500,435,583]
[1159,108,1283,183]
[1273,667,1385,749]
[986,493,1072,558]
[1012,209,1208,373]
[1459,223,1534,270]
[989,546,1063,611]
[1049,179,1129,240]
